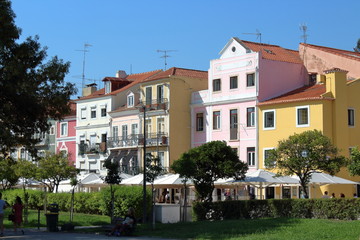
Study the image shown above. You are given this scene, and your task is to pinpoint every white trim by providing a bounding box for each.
[60,122,68,137]
[212,110,221,131]
[296,105,310,127]
[263,109,276,130]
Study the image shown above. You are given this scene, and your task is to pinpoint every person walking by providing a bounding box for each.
[0,193,8,237]
[12,196,24,234]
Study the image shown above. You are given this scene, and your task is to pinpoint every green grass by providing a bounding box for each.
[136,218,360,240]
[2,209,110,229]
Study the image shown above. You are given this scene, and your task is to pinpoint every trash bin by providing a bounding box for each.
[45,203,59,232]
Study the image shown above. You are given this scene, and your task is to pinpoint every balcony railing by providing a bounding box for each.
[138,98,168,112]
[107,132,168,149]
[78,142,107,155]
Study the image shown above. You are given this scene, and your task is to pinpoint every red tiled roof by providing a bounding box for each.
[142,67,208,82]
[300,43,360,62]
[234,38,303,64]
[76,70,162,101]
[258,84,332,106]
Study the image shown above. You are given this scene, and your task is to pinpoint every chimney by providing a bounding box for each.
[116,70,127,78]
[324,68,348,98]
[82,83,97,97]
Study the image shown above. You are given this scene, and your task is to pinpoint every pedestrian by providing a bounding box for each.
[0,192,8,237]
[12,196,24,234]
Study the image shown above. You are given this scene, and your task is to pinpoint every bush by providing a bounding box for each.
[193,198,360,221]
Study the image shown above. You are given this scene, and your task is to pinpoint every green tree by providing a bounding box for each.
[35,152,78,193]
[0,0,76,157]
[172,141,248,202]
[14,158,37,223]
[103,159,122,223]
[349,147,360,176]
[265,130,346,198]
[0,157,18,189]
[354,38,360,53]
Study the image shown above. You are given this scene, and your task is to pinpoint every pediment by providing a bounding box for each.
[219,37,252,59]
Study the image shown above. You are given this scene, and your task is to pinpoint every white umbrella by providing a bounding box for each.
[121,174,149,185]
[153,173,193,188]
[293,171,357,185]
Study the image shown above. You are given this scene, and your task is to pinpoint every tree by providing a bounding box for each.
[171,141,248,202]
[265,130,346,198]
[0,0,76,157]
[349,147,360,176]
[354,38,360,53]
[35,152,78,193]
[144,155,166,229]
[0,157,18,189]
[14,158,37,223]
[103,159,122,223]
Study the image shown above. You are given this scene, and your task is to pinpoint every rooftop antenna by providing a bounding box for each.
[300,23,308,44]
[157,49,177,70]
[242,29,262,43]
[76,43,92,93]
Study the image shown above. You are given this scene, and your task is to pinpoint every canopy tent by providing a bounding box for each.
[153,173,193,188]
[120,174,149,185]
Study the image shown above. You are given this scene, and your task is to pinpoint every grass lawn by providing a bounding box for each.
[2,209,110,229]
[137,218,360,240]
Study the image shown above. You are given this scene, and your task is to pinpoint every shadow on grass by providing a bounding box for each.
[137,218,303,240]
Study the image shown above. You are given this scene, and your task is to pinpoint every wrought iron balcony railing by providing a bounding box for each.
[107,132,168,149]
[78,142,107,155]
[138,98,168,112]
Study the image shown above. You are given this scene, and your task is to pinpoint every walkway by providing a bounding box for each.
[0,228,177,240]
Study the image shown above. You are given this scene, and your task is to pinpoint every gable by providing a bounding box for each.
[219,37,251,59]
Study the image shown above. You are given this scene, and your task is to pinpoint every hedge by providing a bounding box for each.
[0,186,152,218]
[193,198,360,221]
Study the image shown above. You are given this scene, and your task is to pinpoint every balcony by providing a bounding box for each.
[138,98,168,112]
[78,142,107,155]
[107,132,169,149]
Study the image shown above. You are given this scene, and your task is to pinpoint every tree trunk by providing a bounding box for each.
[70,187,75,222]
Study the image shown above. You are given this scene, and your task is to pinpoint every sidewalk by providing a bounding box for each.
[0,228,178,240]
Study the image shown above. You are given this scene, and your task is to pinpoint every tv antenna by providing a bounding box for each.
[157,49,177,70]
[300,23,308,44]
[76,43,92,92]
[243,29,262,43]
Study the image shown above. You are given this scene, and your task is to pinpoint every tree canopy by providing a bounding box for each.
[349,147,360,176]
[171,141,248,202]
[0,0,76,157]
[265,130,346,198]
[354,38,360,53]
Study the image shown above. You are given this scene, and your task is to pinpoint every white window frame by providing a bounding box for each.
[247,147,256,167]
[81,107,86,120]
[212,79,221,92]
[105,81,111,94]
[348,108,355,127]
[213,110,221,130]
[60,122,68,137]
[127,93,134,107]
[247,107,256,127]
[263,110,276,130]
[263,147,275,168]
[296,106,310,127]
[90,107,96,119]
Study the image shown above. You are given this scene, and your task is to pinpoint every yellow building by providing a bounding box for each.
[258,68,360,199]
[139,67,208,170]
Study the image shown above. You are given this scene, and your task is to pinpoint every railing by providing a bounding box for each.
[107,132,168,149]
[78,142,107,155]
[138,98,168,112]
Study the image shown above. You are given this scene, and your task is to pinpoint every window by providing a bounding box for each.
[246,73,255,87]
[60,122,68,136]
[230,76,238,89]
[112,126,118,139]
[127,95,134,107]
[131,124,138,135]
[105,81,111,94]
[91,107,96,119]
[146,87,152,105]
[348,108,355,126]
[213,111,221,130]
[81,108,86,120]
[296,106,309,127]
[157,85,164,103]
[157,118,165,133]
[264,110,275,129]
[50,126,55,135]
[213,79,221,92]
[264,148,275,168]
[247,107,255,127]
[196,113,204,131]
[158,152,165,167]
[101,133,107,143]
[101,107,107,117]
[230,109,238,140]
[247,147,255,166]
[122,125,128,139]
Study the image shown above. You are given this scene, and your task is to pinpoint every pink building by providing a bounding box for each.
[191,38,307,171]
[56,101,77,166]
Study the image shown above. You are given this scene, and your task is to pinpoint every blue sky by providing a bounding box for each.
[11,0,360,98]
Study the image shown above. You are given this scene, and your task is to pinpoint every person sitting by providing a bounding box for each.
[107,207,136,236]
[322,191,330,199]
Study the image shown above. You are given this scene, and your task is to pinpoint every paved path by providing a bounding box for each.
[0,229,177,240]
